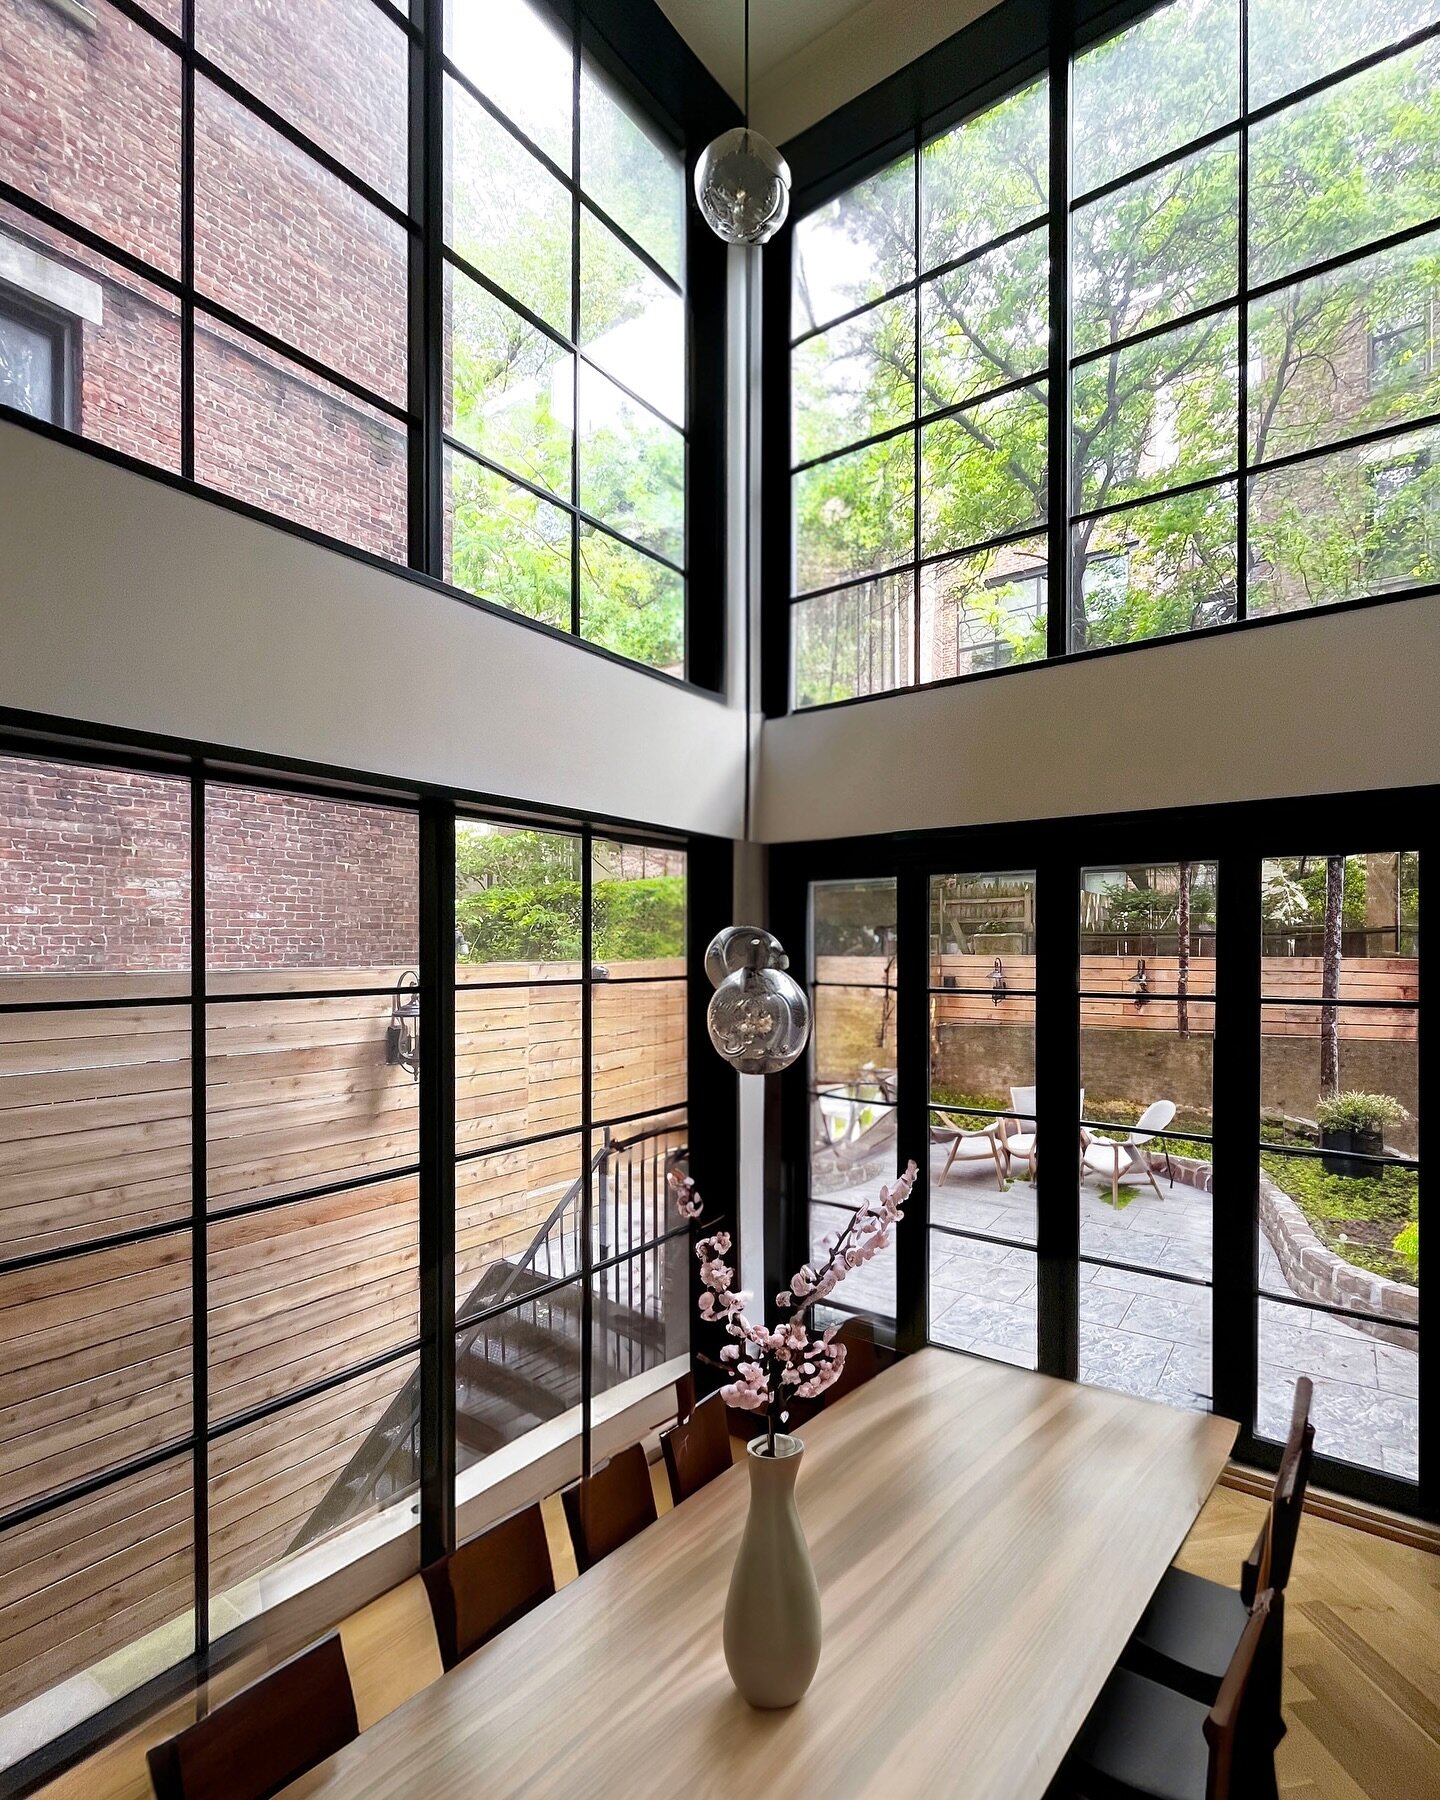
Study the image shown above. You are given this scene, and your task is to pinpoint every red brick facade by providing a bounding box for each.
[0,757,419,970]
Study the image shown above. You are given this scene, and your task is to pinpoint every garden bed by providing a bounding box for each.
[1261,1136,1417,1285]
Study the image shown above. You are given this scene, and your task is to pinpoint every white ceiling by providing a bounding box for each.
[654,0,878,103]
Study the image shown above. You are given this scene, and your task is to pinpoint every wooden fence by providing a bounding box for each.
[0,960,685,1720]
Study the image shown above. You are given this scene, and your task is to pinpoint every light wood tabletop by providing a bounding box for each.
[283,1349,1237,1800]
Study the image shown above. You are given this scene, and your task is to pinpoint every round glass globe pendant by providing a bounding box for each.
[704,927,811,1076]
[694,1,791,246]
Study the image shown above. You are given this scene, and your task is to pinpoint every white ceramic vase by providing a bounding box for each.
[722,1432,821,1708]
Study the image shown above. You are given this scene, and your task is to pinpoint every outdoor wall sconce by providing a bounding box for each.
[705,926,811,1075]
[1127,957,1150,1010]
[990,956,1007,1006]
[385,970,420,1079]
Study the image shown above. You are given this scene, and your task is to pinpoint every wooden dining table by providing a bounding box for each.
[285,1348,1237,1799]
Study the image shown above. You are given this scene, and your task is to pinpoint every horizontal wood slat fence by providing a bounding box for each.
[0,962,685,1723]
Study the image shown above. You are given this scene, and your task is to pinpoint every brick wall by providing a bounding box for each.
[0,758,419,970]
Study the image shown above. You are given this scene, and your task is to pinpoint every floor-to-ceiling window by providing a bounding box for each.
[773,0,1440,710]
[0,0,727,682]
[0,737,701,1781]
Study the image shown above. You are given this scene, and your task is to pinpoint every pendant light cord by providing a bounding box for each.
[743,0,750,126]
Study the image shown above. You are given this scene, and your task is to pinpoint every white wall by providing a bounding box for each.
[756,597,1440,842]
[0,422,746,838]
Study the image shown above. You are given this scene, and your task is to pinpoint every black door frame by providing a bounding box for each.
[769,783,1435,1523]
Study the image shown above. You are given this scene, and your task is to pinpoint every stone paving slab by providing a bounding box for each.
[811,1141,1418,1481]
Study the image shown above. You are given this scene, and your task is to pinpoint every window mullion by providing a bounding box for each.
[1046,0,1071,662]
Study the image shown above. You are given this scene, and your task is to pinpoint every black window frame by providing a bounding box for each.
[761,0,1440,716]
[0,700,737,1797]
[0,280,75,430]
[0,0,736,694]
[768,787,1436,1527]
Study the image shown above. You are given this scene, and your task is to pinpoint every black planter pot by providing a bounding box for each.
[1320,1125,1384,1177]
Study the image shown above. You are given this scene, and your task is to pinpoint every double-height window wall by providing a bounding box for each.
[777,0,1440,709]
[0,735,711,1783]
[0,0,729,680]
[772,795,1431,1522]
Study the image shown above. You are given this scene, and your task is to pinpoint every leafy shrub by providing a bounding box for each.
[1314,1091,1410,1134]
[1393,1220,1419,1277]
[456,876,684,964]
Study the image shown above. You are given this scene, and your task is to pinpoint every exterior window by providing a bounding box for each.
[1365,452,1432,586]
[0,290,67,423]
[785,0,1440,707]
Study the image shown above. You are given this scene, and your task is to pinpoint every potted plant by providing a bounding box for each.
[1314,1091,1409,1177]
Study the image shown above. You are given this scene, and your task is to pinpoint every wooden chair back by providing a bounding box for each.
[421,1501,555,1670]
[660,1392,732,1504]
[145,1635,358,1800]
[1242,1376,1315,1603]
[824,1317,896,1408]
[673,1369,697,1425]
[1203,1588,1283,1800]
[561,1442,657,1574]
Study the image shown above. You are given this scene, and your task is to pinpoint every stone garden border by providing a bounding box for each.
[1257,1167,1419,1349]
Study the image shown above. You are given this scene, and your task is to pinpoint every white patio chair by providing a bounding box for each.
[930,1111,1007,1190]
[1081,1099,1177,1206]
[994,1086,1084,1179]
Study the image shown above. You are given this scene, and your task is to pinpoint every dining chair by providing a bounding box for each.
[146,1635,358,1800]
[673,1369,697,1424]
[421,1501,555,1671]
[660,1391,733,1504]
[1123,1377,1314,1706]
[561,1441,658,1574]
[1063,1588,1283,1800]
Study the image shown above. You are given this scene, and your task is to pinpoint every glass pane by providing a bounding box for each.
[589,1245,685,1399]
[1081,861,1219,968]
[446,0,574,170]
[930,1238,1036,1366]
[1260,992,1418,1152]
[1073,313,1238,512]
[204,787,418,977]
[791,575,915,708]
[1071,137,1239,356]
[1259,851,1420,968]
[1260,1146,1419,1304]
[0,1233,191,1514]
[208,1355,420,1631]
[578,362,684,566]
[0,306,53,420]
[1258,1297,1417,1479]
[0,0,181,275]
[591,981,686,1124]
[592,839,686,969]
[921,383,1048,558]
[194,78,408,407]
[194,316,408,561]
[0,755,191,980]
[792,153,915,338]
[810,1193,896,1322]
[0,1004,190,1259]
[920,225,1048,411]
[793,435,915,594]
[812,987,898,1101]
[931,872,1037,977]
[207,1178,419,1422]
[455,822,583,977]
[580,58,684,281]
[579,209,685,426]
[456,1135,584,1309]
[0,201,183,469]
[1248,229,1440,466]
[1073,481,1238,649]
[1248,422,1438,615]
[577,526,684,671]
[207,995,419,1208]
[457,1289,582,1475]
[446,74,572,336]
[0,1457,193,1765]
[1247,38,1440,287]
[455,984,582,1151]
[446,265,573,499]
[447,448,573,628]
[791,294,914,465]
[593,1111,687,1264]
[813,879,898,963]
[1079,1272,1211,1408]
[1072,0,1239,197]
[1249,0,1438,112]
[932,1009,1036,1113]
[919,537,1048,681]
[195,0,408,206]
[921,78,1048,273]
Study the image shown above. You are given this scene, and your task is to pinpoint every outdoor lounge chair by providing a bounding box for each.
[1081,1099,1178,1205]
[931,1112,1007,1189]
[993,1086,1084,1179]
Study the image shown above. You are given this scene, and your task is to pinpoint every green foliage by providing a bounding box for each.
[1313,1090,1410,1133]
[1393,1219,1419,1277]
[1263,1145,1418,1285]
[456,874,684,964]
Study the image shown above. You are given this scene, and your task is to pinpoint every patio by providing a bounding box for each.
[812,1141,1419,1481]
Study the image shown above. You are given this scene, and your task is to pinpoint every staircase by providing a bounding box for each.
[289,1124,686,1553]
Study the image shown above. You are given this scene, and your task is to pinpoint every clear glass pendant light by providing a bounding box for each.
[693,0,791,246]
